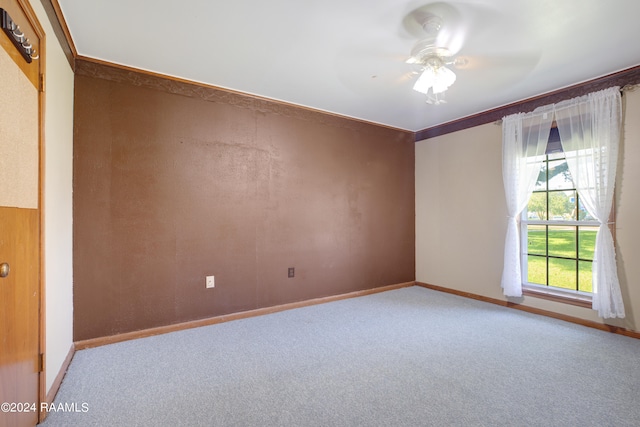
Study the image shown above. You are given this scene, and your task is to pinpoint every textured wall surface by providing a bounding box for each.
[73,61,415,340]
[415,89,640,333]
[0,47,38,209]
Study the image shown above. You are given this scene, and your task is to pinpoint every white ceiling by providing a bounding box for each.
[57,0,640,132]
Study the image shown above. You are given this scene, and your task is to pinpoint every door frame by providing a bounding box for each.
[32,0,46,419]
[0,0,46,423]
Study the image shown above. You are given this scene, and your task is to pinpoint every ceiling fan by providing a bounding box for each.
[401,2,539,105]
[402,2,468,104]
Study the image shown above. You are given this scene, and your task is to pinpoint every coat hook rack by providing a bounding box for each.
[1,8,38,63]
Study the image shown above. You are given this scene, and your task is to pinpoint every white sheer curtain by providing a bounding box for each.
[554,87,624,318]
[501,105,554,297]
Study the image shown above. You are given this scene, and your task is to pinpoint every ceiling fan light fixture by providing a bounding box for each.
[420,13,443,34]
[412,56,456,104]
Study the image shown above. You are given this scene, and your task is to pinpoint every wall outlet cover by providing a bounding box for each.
[206,275,215,288]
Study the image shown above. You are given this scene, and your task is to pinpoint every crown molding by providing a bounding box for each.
[74,56,413,138]
[32,2,640,142]
[415,64,640,141]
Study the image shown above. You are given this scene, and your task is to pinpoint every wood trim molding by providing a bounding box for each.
[44,344,74,407]
[74,56,412,137]
[522,286,592,309]
[415,65,640,141]
[38,0,75,69]
[22,3,640,142]
[74,281,416,350]
[415,281,640,340]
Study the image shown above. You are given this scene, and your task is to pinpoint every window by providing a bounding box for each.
[502,87,623,318]
[521,128,598,299]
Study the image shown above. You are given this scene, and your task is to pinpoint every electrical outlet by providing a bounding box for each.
[206,275,215,289]
[288,267,295,278]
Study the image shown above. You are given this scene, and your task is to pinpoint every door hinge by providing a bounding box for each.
[38,353,44,372]
[39,73,45,92]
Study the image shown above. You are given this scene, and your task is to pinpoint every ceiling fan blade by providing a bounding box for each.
[453,50,541,71]
[402,2,507,57]
[451,50,542,92]
[334,41,421,98]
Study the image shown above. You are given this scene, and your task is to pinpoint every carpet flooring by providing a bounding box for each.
[40,286,640,426]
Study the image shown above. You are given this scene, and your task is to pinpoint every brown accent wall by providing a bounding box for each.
[73,59,415,341]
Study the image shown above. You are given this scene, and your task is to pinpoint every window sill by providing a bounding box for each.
[523,285,592,309]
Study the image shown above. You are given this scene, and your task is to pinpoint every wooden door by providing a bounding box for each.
[0,0,43,426]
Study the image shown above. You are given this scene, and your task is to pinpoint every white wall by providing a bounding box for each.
[416,89,640,333]
[31,0,75,393]
[615,88,640,331]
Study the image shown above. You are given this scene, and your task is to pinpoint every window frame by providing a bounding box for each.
[519,127,603,307]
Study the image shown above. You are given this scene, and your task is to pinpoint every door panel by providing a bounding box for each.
[0,208,39,427]
[0,0,42,426]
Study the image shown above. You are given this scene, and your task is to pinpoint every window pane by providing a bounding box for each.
[548,226,576,258]
[520,151,597,295]
[549,190,574,220]
[567,191,578,220]
[547,150,565,161]
[549,258,577,290]
[528,255,546,285]
[527,225,546,255]
[527,192,546,220]
[578,261,593,293]
[577,198,596,221]
[578,226,597,260]
[548,159,574,191]
[534,165,546,191]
